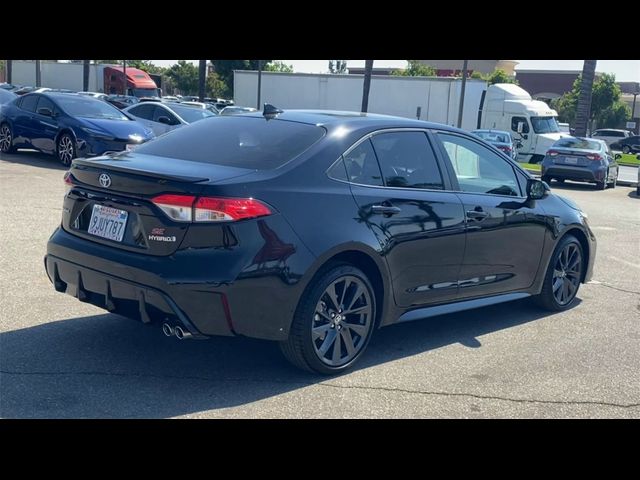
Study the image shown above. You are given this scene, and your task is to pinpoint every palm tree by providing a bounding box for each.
[573,60,597,137]
[361,60,374,113]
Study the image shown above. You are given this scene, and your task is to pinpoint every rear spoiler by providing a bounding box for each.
[73,158,210,183]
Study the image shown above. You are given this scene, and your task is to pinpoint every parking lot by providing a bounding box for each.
[0,150,638,418]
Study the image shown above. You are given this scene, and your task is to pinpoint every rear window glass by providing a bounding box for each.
[554,138,601,150]
[135,116,326,169]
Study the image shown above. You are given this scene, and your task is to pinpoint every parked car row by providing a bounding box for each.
[0,92,155,165]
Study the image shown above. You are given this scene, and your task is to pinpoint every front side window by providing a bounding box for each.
[437,133,521,197]
[510,116,530,134]
[370,131,444,189]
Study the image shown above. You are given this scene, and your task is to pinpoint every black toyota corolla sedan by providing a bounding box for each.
[45,108,596,374]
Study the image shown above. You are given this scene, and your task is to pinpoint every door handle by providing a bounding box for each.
[466,209,489,220]
[371,205,401,216]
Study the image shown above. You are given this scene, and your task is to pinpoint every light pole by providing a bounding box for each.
[122,60,127,95]
[457,60,468,128]
[35,60,41,87]
[257,60,263,109]
[361,60,374,113]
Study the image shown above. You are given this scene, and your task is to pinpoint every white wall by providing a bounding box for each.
[235,71,486,130]
[11,61,106,91]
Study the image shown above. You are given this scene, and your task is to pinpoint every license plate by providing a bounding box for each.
[564,156,578,164]
[87,205,128,242]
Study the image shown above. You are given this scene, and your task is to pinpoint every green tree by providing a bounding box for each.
[328,60,347,73]
[265,61,293,73]
[210,60,273,96]
[470,71,484,80]
[392,60,435,77]
[486,69,517,85]
[125,60,165,74]
[554,72,630,129]
[206,72,229,98]
[165,60,199,95]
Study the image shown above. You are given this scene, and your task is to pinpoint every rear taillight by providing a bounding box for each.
[498,146,512,153]
[194,197,272,222]
[151,194,272,223]
[63,171,74,194]
[586,153,603,161]
[152,194,196,222]
[547,150,559,156]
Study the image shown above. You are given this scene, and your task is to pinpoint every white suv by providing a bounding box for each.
[591,129,632,147]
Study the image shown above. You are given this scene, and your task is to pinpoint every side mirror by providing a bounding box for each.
[37,107,52,117]
[157,116,172,125]
[614,153,622,160]
[527,178,549,200]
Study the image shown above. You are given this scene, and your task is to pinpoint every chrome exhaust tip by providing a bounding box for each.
[174,325,192,340]
[162,323,174,337]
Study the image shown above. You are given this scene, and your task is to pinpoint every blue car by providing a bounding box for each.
[541,137,618,190]
[0,92,154,165]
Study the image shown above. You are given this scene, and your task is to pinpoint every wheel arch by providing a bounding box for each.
[296,242,393,330]
[562,227,591,283]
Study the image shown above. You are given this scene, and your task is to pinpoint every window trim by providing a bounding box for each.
[432,129,527,198]
[510,116,530,134]
[326,127,454,192]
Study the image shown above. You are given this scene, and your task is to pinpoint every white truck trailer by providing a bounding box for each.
[234,71,568,163]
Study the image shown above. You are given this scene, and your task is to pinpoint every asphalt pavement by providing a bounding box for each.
[1,150,639,418]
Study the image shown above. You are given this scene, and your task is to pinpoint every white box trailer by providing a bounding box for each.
[11,60,107,92]
[234,71,567,162]
[235,71,486,131]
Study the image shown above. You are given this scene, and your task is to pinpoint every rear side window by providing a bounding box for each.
[342,139,383,186]
[370,132,444,189]
[135,116,326,170]
[19,95,39,113]
[128,104,155,120]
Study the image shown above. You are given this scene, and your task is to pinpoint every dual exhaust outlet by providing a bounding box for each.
[162,322,193,340]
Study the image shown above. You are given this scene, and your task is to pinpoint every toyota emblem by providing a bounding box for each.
[99,173,112,188]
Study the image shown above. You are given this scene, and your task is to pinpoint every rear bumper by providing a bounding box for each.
[542,165,605,182]
[45,253,213,338]
[45,219,314,341]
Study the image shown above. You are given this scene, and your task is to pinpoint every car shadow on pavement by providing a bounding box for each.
[0,297,577,418]
[0,150,67,170]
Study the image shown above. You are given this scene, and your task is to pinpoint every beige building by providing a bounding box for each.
[419,60,518,76]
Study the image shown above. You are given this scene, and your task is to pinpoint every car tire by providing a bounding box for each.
[622,145,630,154]
[280,264,376,375]
[541,175,551,184]
[555,178,565,184]
[607,173,617,189]
[533,234,584,312]
[0,123,16,154]
[56,133,76,166]
[596,178,607,190]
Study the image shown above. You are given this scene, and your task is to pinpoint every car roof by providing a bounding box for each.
[241,109,466,132]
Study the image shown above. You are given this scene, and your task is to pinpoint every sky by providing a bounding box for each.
[152,60,639,82]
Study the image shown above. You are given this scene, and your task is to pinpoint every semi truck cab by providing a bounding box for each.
[481,83,569,163]
[103,66,161,98]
